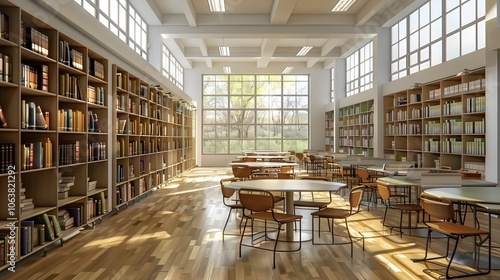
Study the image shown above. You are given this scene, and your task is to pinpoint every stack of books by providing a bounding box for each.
[88,179,97,192]
[20,184,35,213]
[57,209,74,231]
[58,174,74,199]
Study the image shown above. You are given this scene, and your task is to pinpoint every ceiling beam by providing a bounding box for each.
[257,39,279,68]
[158,24,378,38]
[306,58,321,68]
[181,0,197,27]
[355,0,393,26]
[196,38,208,56]
[129,0,162,25]
[162,37,193,69]
[270,0,298,24]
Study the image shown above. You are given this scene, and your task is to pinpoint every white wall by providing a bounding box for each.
[183,62,330,167]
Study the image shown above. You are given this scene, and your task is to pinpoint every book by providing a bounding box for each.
[34,224,45,245]
[0,105,6,127]
[33,213,55,241]
[36,105,48,129]
[65,206,82,227]
[48,214,62,238]
[20,226,29,255]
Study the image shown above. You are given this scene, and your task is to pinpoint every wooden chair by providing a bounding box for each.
[356,167,379,210]
[277,172,295,179]
[294,177,332,211]
[220,178,244,240]
[414,193,491,279]
[311,186,365,257]
[377,181,422,237]
[239,189,302,269]
[232,164,253,180]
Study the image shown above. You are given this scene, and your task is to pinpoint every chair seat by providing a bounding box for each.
[392,204,422,212]
[427,221,489,236]
[228,203,244,209]
[249,212,302,223]
[311,208,351,219]
[293,200,329,208]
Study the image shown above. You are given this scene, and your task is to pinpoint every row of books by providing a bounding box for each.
[59,73,82,100]
[21,63,48,91]
[58,141,80,165]
[15,213,64,256]
[21,139,53,170]
[88,111,100,132]
[88,142,107,161]
[116,182,136,205]
[117,164,125,182]
[0,13,8,40]
[0,53,12,83]
[21,100,49,130]
[87,85,105,105]
[88,58,105,80]
[0,143,14,173]
[58,108,85,132]
[59,40,84,70]
[22,23,49,57]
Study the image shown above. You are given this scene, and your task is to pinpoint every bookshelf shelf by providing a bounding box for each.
[20,207,57,221]
[58,196,86,207]
[384,67,486,174]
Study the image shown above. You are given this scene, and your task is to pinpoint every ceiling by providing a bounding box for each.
[135,0,417,71]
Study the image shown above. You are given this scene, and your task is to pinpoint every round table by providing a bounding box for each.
[226,179,346,241]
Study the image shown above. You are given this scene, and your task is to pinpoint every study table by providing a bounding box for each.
[226,179,346,241]
[229,161,298,173]
[422,187,500,269]
[236,155,290,161]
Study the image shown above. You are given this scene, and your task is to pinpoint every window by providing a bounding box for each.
[330,68,335,103]
[202,74,309,154]
[346,41,373,96]
[162,45,184,90]
[73,0,148,59]
[391,0,485,80]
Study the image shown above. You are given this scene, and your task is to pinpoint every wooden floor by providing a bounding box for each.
[3,167,500,279]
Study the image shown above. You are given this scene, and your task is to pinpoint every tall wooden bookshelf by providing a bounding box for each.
[383,68,486,174]
[338,100,374,156]
[0,1,109,267]
[324,110,335,152]
[0,0,196,271]
[112,65,196,209]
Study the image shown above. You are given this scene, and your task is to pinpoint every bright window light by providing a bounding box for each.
[332,0,357,12]
[208,0,225,12]
[296,46,313,56]
[282,66,294,74]
[223,66,231,73]
[219,46,230,56]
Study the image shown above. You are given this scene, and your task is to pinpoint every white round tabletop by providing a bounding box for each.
[226,179,345,192]
[423,187,500,204]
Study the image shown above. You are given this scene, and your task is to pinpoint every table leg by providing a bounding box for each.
[285,191,294,240]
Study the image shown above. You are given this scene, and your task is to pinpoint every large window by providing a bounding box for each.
[162,45,184,90]
[74,0,148,59]
[202,75,309,154]
[391,0,485,80]
[346,41,373,96]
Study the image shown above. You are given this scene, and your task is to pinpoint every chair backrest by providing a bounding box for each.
[232,165,252,179]
[349,186,365,212]
[376,181,391,201]
[419,193,455,222]
[251,173,278,180]
[300,176,330,181]
[296,152,304,160]
[239,189,274,212]
[243,157,257,162]
[220,178,237,199]
[356,167,370,182]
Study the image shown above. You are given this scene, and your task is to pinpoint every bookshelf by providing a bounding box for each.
[337,100,374,157]
[324,110,335,152]
[383,68,486,174]
[112,65,196,209]
[0,0,196,270]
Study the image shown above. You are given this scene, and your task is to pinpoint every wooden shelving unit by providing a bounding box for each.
[383,68,486,174]
[0,0,195,270]
[337,100,374,156]
[324,110,335,152]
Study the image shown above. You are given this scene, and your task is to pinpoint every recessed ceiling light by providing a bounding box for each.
[331,0,357,12]
[282,67,294,74]
[296,46,313,56]
[219,46,230,56]
[208,0,225,12]
[223,66,231,73]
